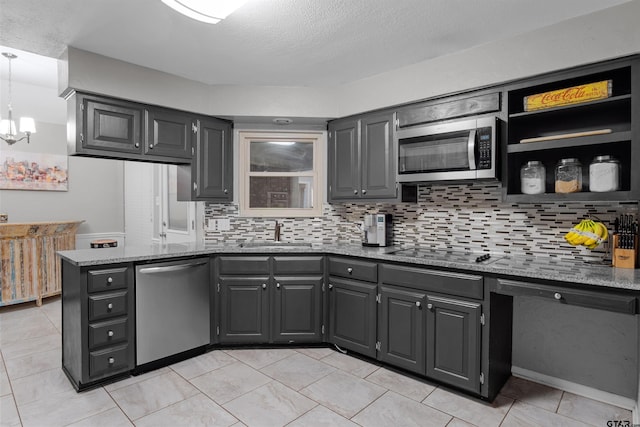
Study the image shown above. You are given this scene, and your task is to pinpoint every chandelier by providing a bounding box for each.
[1,52,36,145]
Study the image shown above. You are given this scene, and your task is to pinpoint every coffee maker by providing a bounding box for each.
[362,213,392,247]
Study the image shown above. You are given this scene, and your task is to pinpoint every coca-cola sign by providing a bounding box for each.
[524,80,611,112]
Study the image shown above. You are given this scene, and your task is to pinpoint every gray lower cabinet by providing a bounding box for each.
[377,285,426,375]
[62,260,135,390]
[426,295,482,394]
[272,276,323,343]
[328,277,378,358]
[216,255,324,344]
[218,276,270,343]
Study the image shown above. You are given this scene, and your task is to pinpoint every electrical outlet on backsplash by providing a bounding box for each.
[203,182,638,263]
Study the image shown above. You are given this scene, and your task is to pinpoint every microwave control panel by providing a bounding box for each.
[477,126,493,169]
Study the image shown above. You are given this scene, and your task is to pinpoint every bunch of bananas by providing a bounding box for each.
[564,219,609,250]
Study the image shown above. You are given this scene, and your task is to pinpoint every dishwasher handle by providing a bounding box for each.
[137,260,208,274]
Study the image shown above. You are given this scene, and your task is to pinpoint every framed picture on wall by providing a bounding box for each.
[0,151,68,191]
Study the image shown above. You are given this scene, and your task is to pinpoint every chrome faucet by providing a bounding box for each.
[274,221,283,242]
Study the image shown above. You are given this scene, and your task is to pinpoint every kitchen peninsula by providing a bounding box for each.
[58,242,640,412]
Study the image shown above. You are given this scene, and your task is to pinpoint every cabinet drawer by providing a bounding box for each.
[87,267,128,293]
[88,291,128,321]
[89,344,130,378]
[218,256,270,275]
[493,278,638,314]
[88,317,128,349]
[380,264,483,300]
[329,257,377,282]
[273,256,324,275]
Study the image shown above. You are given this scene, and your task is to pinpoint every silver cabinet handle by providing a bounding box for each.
[134,142,140,148]
[416,301,421,307]
[107,277,113,284]
[347,267,353,274]
[262,283,267,289]
[149,143,154,149]
[193,182,198,191]
[554,292,562,300]
[276,283,281,289]
[108,357,115,365]
[353,189,358,195]
[107,303,113,310]
[427,303,433,310]
[362,189,367,195]
[328,284,333,289]
[224,189,228,194]
[107,330,114,337]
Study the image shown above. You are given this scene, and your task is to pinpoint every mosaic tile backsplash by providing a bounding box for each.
[204,182,638,263]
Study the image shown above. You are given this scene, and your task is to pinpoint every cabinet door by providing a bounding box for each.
[361,112,396,199]
[378,286,426,375]
[272,276,323,343]
[194,118,233,200]
[328,119,360,200]
[82,96,142,154]
[145,108,192,160]
[218,277,270,343]
[426,295,482,393]
[328,277,377,358]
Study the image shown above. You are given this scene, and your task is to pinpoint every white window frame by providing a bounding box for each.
[238,131,325,218]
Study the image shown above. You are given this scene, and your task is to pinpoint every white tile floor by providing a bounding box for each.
[0,297,634,427]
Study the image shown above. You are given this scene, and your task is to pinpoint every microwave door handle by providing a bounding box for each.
[467,129,477,170]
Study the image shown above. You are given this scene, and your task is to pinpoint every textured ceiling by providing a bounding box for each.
[0,0,633,87]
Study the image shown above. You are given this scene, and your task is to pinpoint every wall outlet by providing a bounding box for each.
[206,218,231,232]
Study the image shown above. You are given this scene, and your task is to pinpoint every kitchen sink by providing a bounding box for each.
[239,241,314,249]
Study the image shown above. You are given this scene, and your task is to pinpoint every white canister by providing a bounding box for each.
[589,155,620,192]
[520,161,545,195]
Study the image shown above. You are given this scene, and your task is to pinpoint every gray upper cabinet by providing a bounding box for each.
[328,111,396,202]
[70,93,143,156]
[178,117,233,201]
[144,107,192,160]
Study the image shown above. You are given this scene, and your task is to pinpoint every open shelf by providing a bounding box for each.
[503,59,638,202]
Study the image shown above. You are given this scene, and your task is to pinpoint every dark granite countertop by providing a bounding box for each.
[57,242,640,292]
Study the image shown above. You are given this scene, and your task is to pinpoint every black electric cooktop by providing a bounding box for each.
[388,248,504,264]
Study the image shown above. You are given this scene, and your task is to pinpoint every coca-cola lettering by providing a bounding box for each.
[524,80,611,111]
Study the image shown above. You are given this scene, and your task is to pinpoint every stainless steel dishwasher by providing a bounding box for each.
[135,257,210,366]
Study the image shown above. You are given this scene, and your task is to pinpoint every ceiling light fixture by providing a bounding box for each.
[161,0,247,24]
[0,52,36,145]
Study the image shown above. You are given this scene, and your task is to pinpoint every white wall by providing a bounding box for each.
[0,121,125,235]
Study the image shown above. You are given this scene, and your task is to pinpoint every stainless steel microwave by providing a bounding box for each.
[396,116,499,182]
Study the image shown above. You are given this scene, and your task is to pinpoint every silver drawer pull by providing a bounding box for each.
[415,301,421,307]
[149,143,154,149]
[328,284,333,289]
[362,189,367,195]
[108,357,115,365]
[262,283,267,289]
[347,267,353,274]
[107,277,113,284]
[107,303,113,310]
[107,330,114,337]
[353,190,358,195]
[554,292,562,300]
[276,283,281,289]
[224,189,228,194]
[427,303,433,310]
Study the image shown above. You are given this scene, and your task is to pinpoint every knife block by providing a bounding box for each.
[612,234,637,269]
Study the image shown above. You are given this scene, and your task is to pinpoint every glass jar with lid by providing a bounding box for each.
[520,161,545,194]
[589,155,620,192]
[555,158,582,193]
